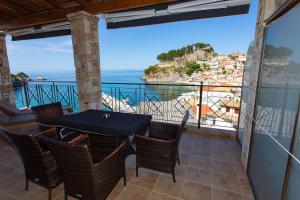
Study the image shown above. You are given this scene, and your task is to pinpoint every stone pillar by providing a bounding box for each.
[240,0,287,169]
[0,33,15,105]
[68,11,102,111]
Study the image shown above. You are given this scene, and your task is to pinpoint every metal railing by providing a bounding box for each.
[13,81,242,130]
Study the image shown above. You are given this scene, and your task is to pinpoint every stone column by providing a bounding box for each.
[0,33,15,105]
[68,11,102,111]
[240,0,287,169]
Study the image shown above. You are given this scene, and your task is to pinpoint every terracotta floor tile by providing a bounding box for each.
[235,163,247,178]
[0,170,24,190]
[178,153,190,166]
[128,168,159,190]
[116,185,151,200]
[212,160,236,175]
[239,177,253,196]
[243,194,255,200]
[184,167,211,186]
[148,192,179,200]
[107,181,126,200]
[0,164,15,175]
[181,181,211,200]
[211,188,243,200]
[125,155,136,167]
[154,175,184,198]
[179,144,193,154]
[0,192,16,200]
[174,164,187,179]
[189,155,211,170]
[212,151,234,163]
[212,172,241,193]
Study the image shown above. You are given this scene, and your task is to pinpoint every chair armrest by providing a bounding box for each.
[67,134,89,144]
[34,127,57,138]
[94,141,127,182]
[135,135,176,158]
[148,122,179,140]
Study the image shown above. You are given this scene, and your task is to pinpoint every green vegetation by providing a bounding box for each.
[11,72,30,82]
[144,65,158,75]
[144,62,212,78]
[228,54,238,60]
[185,62,201,76]
[157,43,214,62]
[184,62,212,76]
[222,69,227,74]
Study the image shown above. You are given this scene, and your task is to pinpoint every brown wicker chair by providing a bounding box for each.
[31,102,83,142]
[41,135,127,200]
[135,111,189,182]
[0,127,62,200]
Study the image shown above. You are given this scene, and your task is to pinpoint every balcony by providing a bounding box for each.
[0,129,253,200]
[13,81,242,131]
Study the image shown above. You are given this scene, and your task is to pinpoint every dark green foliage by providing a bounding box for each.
[185,62,202,76]
[228,54,238,60]
[156,42,214,62]
[144,65,158,75]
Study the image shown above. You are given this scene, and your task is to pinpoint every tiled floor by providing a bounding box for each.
[0,132,254,200]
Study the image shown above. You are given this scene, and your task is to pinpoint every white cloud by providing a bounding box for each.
[7,39,73,54]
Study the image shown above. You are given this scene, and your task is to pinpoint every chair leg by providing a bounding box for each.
[64,193,68,200]
[123,176,127,186]
[136,165,139,177]
[48,188,52,200]
[177,151,180,165]
[25,179,29,191]
[172,170,176,183]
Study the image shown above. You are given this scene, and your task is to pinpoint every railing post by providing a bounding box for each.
[197,82,204,129]
[23,81,30,108]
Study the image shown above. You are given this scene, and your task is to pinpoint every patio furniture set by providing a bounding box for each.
[0,102,189,200]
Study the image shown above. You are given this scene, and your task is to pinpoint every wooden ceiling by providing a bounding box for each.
[0,0,179,31]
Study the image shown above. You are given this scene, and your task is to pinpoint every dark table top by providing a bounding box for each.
[61,110,152,137]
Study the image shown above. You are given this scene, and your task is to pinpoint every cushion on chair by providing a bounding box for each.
[6,113,36,125]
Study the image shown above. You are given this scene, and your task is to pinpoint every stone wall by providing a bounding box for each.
[68,11,102,111]
[240,0,288,168]
[0,33,14,104]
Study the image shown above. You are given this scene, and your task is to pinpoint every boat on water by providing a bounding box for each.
[36,76,47,81]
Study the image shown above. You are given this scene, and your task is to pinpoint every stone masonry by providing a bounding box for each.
[0,33,15,105]
[240,0,288,169]
[68,11,102,111]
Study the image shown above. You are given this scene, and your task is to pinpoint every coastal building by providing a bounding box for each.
[0,0,299,200]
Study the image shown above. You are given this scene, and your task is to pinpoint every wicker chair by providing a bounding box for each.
[1,127,62,200]
[41,135,127,200]
[135,111,189,182]
[31,102,83,142]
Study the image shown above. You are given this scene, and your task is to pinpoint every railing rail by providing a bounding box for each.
[13,80,242,130]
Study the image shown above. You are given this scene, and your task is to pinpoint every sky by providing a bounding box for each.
[6,0,258,74]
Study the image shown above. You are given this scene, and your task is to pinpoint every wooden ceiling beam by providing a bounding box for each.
[74,0,87,6]
[29,0,57,9]
[0,0,26,15]
[1,0,179,30]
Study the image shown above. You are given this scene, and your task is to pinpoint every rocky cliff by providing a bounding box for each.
[143,43,214,82]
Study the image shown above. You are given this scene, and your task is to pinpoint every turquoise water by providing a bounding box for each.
[13,70,197,110]
[26,69,145,83]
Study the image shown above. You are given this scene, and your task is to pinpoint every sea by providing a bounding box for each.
[14,69,196,109]
[26,69,145,83]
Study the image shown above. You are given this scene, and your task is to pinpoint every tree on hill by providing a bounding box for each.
[156,42,215,62]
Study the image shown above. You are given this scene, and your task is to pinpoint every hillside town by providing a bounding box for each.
[179,51,246,86]
[143,42,246,87]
